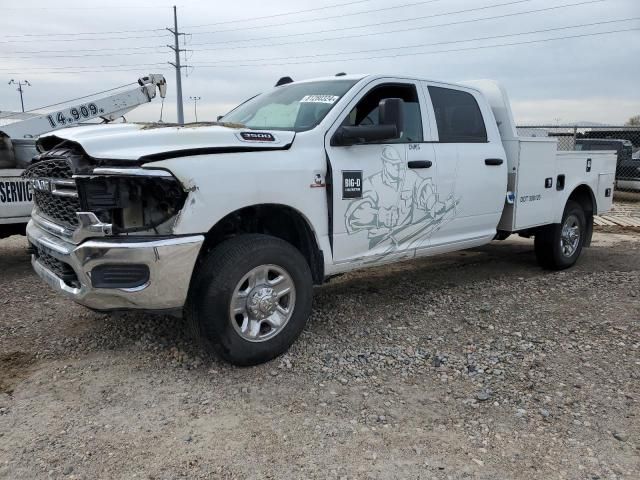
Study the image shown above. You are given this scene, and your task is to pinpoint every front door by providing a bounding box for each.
[326,80,435,265]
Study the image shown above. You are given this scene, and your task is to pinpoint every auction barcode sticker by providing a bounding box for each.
[300,95,340,104]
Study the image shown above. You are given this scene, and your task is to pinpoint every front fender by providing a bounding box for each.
[147,150,330,249]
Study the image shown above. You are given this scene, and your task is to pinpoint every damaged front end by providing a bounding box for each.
[23,145,189,242]
[74,168,187,237]
[24,144,203,312]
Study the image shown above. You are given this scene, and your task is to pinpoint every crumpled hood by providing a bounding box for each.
[39,123,295,161]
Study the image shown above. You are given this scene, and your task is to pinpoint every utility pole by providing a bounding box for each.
[190,96,201,122]
[167,5,188,124]
[8,79,30,112]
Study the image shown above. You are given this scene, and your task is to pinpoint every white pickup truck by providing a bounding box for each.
[24,74,616,365]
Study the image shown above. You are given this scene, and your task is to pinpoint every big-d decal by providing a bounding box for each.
[344,145,458,259]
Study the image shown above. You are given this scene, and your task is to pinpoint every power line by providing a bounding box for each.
[4,27,165,38]
[2,0,373,38]
[0,0,597,48]
[0,67,169,76]
[2,2,181,10]
[189,18,640,66]
[0,32,169,44]
[192,0,532,37]
[0,62,167,72]
[1,49,169,60]
[1,0,519,45]
[185,0,373,27]
[4,44,166,56]
[1,0,603,59]
[2,27,635,75]
[189,0,608,52]
[188,0,476,36]
[190,27,640,69]
[6,15,628,67]
[188,0,443,33]
[0,0,446,43]
[0,0,442,43]
[2,5,622,71]
[189,0,597,45]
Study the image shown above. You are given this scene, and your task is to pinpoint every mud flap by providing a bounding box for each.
[584,213,593,247]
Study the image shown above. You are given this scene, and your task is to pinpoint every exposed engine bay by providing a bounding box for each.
[75,174,186,234]
[23,141,187,237]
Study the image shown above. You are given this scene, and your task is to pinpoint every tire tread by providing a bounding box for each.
[534,200,585,270]
[186,234,312,365]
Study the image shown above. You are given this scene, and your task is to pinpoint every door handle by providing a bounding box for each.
[485,158,504,166]
[408,160,432,169]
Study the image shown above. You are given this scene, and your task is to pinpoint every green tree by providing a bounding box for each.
[626,115,640,126]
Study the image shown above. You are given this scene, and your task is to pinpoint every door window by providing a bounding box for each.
[342,84,423,143]
[428,86,487,143]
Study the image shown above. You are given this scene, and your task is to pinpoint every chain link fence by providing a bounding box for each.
[516,126,640,194]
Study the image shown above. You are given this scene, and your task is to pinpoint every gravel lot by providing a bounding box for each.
[0,230,638,479]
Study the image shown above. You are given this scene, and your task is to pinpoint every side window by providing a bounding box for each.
[428,86,487,143]
[342,84,423,143]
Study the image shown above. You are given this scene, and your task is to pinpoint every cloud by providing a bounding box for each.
[1,0,639,125]
[512,98,640,125]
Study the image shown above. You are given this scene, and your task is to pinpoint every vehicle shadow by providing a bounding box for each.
[316,240,541,301]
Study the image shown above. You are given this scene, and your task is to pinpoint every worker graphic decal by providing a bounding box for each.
[345,145,458,258]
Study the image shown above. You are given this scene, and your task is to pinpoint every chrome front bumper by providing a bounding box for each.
[26,221,204,311]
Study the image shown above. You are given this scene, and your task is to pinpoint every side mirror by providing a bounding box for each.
[378,97,404,133]
[331,97,405,146]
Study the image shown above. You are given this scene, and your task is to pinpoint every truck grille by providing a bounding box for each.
[24,157,73,179]
[31,243,79,288]
[32,190,80,227]
[23,157,80,229]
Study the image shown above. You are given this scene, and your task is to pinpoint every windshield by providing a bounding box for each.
[221,80,357,132]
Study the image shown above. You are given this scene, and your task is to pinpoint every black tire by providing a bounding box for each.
[186,234,313,366]
[534,200,586,270]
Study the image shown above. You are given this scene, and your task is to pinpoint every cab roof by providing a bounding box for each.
[288,73,483,93]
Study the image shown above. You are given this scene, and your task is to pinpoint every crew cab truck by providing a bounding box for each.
[24,74,616,365]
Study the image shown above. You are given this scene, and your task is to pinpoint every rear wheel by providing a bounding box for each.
[534,200,586,270]
[187,234,313,366]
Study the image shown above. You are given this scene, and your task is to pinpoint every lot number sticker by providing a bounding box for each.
[300,95,339,104]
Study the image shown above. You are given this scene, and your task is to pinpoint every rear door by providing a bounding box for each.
[420,83,507,250]
[325,79,434,265]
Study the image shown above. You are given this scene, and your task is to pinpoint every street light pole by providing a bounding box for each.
[8,79,31,112]
[190,96,201,123]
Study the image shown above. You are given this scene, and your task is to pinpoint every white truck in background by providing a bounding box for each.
[0,74,167,238]
[24,73,616,365]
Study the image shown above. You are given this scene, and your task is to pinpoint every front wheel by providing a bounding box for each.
[534,200,586,270]
[186,234,313,366]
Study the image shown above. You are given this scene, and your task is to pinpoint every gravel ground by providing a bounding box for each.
[0,230,638,479]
